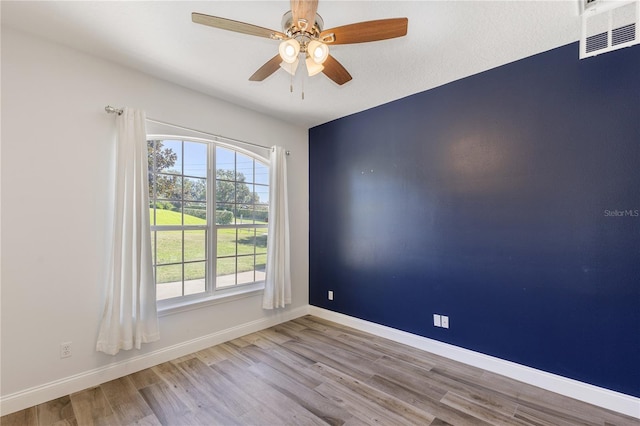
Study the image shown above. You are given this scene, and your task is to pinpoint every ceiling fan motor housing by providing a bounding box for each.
[281,10,325,52]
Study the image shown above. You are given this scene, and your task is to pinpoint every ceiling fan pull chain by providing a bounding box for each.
[302,76,305,100]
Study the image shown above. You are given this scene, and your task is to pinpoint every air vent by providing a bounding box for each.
[586,32,608,52]
[612,23,636,44]
[580,0,639,59]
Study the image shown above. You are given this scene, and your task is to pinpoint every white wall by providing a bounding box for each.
[0,28,309,408]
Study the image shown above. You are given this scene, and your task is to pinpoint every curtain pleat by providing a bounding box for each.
[96,108,159,355]
[262,146,291,309]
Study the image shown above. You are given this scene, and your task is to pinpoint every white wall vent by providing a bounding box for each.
[580,0,639,58]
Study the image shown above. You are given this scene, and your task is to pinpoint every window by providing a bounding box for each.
[148,138,269,304]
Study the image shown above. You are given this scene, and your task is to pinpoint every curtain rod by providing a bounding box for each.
[104,105,289,155]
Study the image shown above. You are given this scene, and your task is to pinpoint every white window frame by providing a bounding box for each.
[148,135,270,314]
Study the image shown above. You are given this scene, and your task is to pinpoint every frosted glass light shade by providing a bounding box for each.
[280,58,299,75]
[305,56,324,76]
[307,40,329,64]
[279,39,300,64]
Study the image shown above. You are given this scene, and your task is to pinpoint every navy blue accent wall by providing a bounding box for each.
[309,43,640,397]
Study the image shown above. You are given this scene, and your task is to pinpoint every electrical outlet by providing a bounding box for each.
[441,316,449,329]
[60,342,72,358]
[433,314,441,327]
[328,290,334,301]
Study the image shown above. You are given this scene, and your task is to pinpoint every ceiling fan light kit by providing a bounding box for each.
[279,39,301,63]
[192,0,408,86]
[307,40,329,64]
[279,58,299,76]
[305,56,325,76]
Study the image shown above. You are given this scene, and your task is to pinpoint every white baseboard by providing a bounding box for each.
[308,306,640,420]
[0,306,309,416]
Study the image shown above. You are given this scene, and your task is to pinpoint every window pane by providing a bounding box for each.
[216,180,235,203]
[154,140,182,174]
[217,257,236,288]
[255,161,268,185]
[236,154,254,183]
[216,147,235,179]
[255,229,268,254]
[236,181,253,205]
[216,205,235,225]
[254,184,269,206]
[156,264,183,301]
[184,177,206,202]
[255,254,267,281]
[237,228,256,255]
[155,204,182,226]
[156,231,182,264]
[156,175,182,201]
[236,206,252,225]
[156,264,182,285]
[217,228,236,257]
[184,230,206,262]
[184,262,206,296]
[184,202,206,224]
[184,142,207,178]
[237,256,255,285]
[255,205,268,224]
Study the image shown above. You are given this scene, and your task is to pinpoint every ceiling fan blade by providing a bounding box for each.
[322,55,352,85]
[192,13,285,40]
[291,0,318,31]
[249,55,283,81]
[320,18,408,44]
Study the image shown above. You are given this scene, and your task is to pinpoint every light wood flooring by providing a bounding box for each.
[2,315,638,426]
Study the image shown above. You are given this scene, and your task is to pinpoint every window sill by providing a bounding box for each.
[158,283,264,317]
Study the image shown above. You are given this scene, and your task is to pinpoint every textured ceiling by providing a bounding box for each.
[1,1,581,127]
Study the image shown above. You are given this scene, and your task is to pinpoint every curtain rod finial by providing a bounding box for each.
[105,105,123,115]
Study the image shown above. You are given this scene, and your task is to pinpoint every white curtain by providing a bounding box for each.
[96,108,159,355]
[263,146,291,309]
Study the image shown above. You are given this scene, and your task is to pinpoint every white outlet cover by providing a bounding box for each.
[441,316,449,329]
[433,314,441,327]
[60,342,72,358]
[328,291,334,301]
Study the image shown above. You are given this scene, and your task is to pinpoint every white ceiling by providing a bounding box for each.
[1,1,581,127]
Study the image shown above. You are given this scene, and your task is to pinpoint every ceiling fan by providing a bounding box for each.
[192,0,408,86]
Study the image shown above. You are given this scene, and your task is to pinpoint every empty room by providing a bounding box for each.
[1,1,639,425]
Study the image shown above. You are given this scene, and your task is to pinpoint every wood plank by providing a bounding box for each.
[210,359,328,425]
[365,373,493,425]
[298,327,381,361]
[151,361,223,413]
[36,395,75,425]
[0,407,37,426]
[248,360,353,425]
[481,370,637,425]
[69,386,116,426]
[99,377,159,425]
[439,391,530,426]
[312,362,436,425]
[177,357,252,419]
[283,336,377,381]
[129,367,162,390]
[513,404,590,426]
[193,345,228,366]
[138,382,191,425]
[237,344,324,389]
[369,358,448,402]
